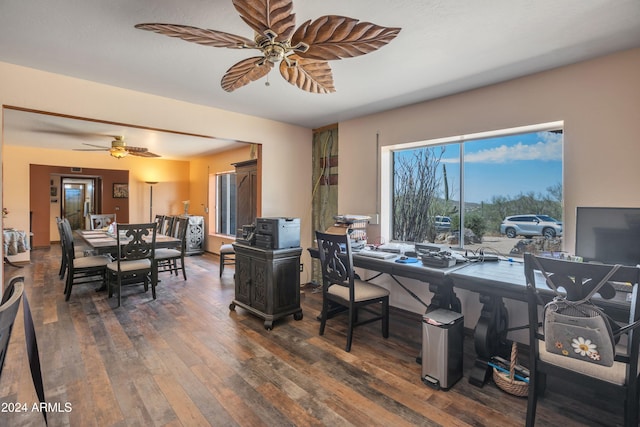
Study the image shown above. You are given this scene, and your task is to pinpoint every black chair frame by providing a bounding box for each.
[155,217,188,280]
[315,231,389,352]
[107,223,157,307]
[524,253,640,427]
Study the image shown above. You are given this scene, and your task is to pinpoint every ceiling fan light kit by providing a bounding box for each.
[110,147,129,159]
[73,135,161,159]
[135,0,401,94]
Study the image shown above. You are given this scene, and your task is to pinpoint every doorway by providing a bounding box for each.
[62,177,99,230]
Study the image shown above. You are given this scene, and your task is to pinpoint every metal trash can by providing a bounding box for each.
[421,308,464,390]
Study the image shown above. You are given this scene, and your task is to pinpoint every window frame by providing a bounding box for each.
[215,171,237,237]
[380,121,564,246]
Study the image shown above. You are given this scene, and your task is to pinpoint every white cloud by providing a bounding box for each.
[442,132,562,164]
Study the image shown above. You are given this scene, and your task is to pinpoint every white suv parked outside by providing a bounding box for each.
[500,214,562,239]
[434,216,452,232]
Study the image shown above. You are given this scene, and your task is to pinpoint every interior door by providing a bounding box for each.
[63,183,86,230]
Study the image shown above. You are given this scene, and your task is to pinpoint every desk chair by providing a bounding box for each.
[219,243,235,277]
[89,213,116,230]
[107,223,157,307]
[315,231,390,352]
[524,253,640,426]
[155,217,188,280]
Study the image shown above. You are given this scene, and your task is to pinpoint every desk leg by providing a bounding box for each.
[469,294,509,387]
[429,282,461,312]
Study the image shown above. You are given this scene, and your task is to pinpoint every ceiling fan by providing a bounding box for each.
[74,136,161,159]
[135,0,401,94]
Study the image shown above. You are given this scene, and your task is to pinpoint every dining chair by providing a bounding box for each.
[107,223,157,307]
[56,217,68,279]
[155,217,188,280]
[0,276,48,424]
[163,216,176,236]
[89,213,116,230]
[56,217,89,279]
[0,277,24,379]
[315,231,390,352]
[154,214,166,235]
[60,218,111,301]
[524,253,640,426]
[219,243,235,277]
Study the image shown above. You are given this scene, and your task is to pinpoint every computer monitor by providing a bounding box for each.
[575,207,640,266]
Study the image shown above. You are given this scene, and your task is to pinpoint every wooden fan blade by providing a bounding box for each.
[123,146,149,153]
[33,128,105,139]
[291,16,401,61]
[221,57,273,92]
[279,55,335,94]
[232,0,295,42]
[135,23,257,49]
[82,143,110,149]
[129,151,161,158]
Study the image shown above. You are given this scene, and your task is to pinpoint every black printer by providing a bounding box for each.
[255,217,300,249]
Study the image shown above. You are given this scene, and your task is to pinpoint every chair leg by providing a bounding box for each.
[107,272,113,298]
[382,297,389,338]
[345,306,355,352]
[219,253,225,277]
[525,374,537,427]
[171,259,178,277]
[181,256,187,280]
[624,385,639,427]
[59,257,67,280]
[151,270,157,300]
[117,276,122,308]
[64,274,73,302]
[319,298,328,336]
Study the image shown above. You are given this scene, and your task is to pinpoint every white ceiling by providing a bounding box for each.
[1,0,639,159]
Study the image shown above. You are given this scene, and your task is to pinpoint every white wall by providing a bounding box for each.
[339,48,640,339]
[0,61,313,286]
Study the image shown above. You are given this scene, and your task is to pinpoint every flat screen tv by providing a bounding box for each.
[575,207,640,266]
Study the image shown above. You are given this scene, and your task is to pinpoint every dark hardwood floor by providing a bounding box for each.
[0,245,628,426]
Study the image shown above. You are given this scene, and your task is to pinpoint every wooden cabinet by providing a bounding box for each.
[233,159,257,236]
[180,215,204,255]
[229,243,303,329]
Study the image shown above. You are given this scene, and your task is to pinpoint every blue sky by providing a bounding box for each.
[439,131,563,203]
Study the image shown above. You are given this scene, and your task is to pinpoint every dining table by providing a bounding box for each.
[76,229,181,255]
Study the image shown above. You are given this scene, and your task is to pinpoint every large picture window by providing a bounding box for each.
[216,172,236,236]
[384,122,563,252]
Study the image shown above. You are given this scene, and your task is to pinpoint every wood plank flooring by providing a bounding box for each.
[0,245,628,426]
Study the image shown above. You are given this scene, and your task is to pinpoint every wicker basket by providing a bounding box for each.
[493,342,528,397]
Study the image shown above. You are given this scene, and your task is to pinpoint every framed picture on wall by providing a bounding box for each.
[113,183,129,198]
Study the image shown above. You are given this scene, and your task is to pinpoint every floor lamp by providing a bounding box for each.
[145,181,158,222]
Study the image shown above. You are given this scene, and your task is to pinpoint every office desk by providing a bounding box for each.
[308,247,466,310]
[310,248,634,386]
[77,230,180,255]
[449,260,635,385]
[447,261,529,385]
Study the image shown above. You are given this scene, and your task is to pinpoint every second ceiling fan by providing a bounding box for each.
[135,0,401,94]
[75,136,160,159]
